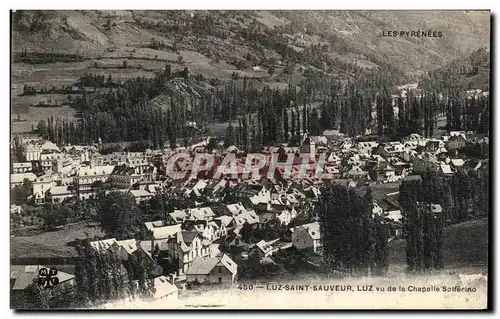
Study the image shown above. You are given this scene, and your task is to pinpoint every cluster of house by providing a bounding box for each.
[11,128,486,207]
[70,186,326,297]
[11,128,488,233]
[10,127,488,303]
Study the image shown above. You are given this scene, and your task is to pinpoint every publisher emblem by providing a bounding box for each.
[38,267,59,289]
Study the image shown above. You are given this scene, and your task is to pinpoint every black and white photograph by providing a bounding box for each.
[9,9,491,310]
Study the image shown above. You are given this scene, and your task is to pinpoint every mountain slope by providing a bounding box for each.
[420,47,490,91]
[389,218,488,270]
[276,10,490,74]
[12,10,491,78]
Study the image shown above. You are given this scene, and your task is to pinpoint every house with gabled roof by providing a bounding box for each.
[181,219,217,242]
[48,185,76,203]
[185,254,237,285]
[144,220,167,232]
[290,222,322,254]
[150,224,182,241]
[129,189,153,204]
[31,174,56,204]
[447,134,467,151]
[257,212,277,229]
[369,163,396,182]
[108,164,142,189]
[253,238,292,258]
[150,275,178,300]
[184,179,208,198]
[450,158,465,169]
[167,231,211,275]
[225,226,251,250]
[10,265,75,296]
[24,140,59,161]
[74,164,115,199]
[233,209,259,228]
[275,207,297,226]
[169,207,215,224]
[223,203,248,216]
[213,215,235,239]
[439,163,453,175]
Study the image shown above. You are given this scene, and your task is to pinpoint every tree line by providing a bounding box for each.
[317,184,390,276]
[33,43,489,151]
[11,238,155,309]
[399,163,489,272]
[419,166,489,225]
[399,176,444,271]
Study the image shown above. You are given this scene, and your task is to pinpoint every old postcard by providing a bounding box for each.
[10,10,490,310]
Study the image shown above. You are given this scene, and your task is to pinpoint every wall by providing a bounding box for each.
[312,239,323,254]
[186,267,234,284]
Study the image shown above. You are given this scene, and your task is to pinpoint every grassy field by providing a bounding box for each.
[12,94,76,112]
[389,218,489,271]
[11,104,78,134]
[10,222,105,259]
[370,181,401,201]
[11,55,164,134]
[12,59,160,90]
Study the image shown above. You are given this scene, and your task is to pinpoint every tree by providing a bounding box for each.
[36,120,47,136]
[11,178,32,205]
[317,184,389,275]
[399,176,443,271]
[308,108,321,136]
[42,203,69,229]
[75,239,132,307]
[177,55,183,64]
[206,137,217,152]
[97,192,142,240]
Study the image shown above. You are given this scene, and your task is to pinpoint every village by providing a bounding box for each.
[10,113,489,304]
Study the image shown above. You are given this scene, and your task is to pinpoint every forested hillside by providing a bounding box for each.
[420,47,490,91]
[12,10,491,147]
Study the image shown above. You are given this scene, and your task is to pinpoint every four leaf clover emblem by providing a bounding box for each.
[38,267,59,289]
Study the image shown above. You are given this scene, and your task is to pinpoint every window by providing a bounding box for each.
[218,277,222,283]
